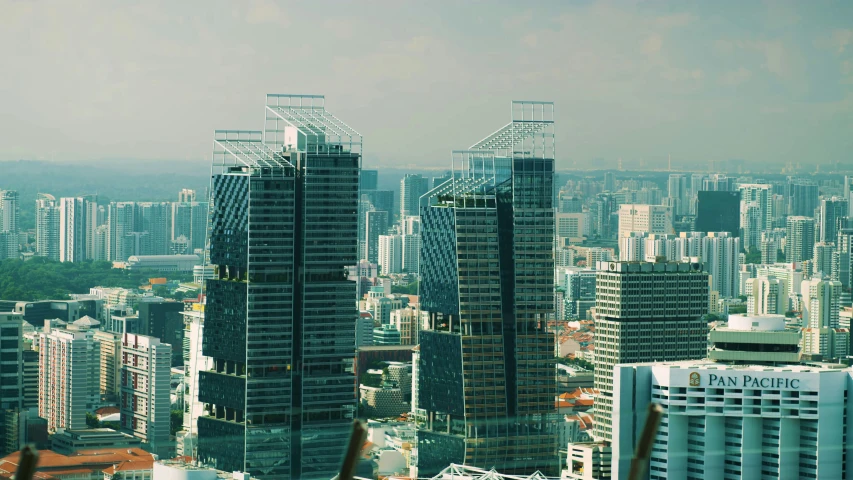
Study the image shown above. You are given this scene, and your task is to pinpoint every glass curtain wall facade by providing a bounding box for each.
[417,101,558,476]
[196,95,360,480]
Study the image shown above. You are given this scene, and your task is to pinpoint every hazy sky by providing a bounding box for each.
[2,0,852,170]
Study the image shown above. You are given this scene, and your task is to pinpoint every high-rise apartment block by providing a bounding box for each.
[94,330,121,402]
[120,333,171,457]
[738,184,772,250]
[787,177,819,217]
[745,277,787,316]
[820,197,848,243]
[667,174,689,216]
[417,101,557,475]
[35,193,61,260]
[378,234,403,275]
[617,204,672,239]
[197,95,360,479]
[59,197,95,262]
[702,232,741,299]
[0,190,19,259]
[593,260,709,442]
[38,322,98,432]
[786,216,815,263]
[801,278,847,358]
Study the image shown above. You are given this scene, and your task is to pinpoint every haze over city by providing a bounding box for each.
[2,0,852,170]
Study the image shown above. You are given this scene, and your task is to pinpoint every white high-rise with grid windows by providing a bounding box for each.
[120,333,171,457]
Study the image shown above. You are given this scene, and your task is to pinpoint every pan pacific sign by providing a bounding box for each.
[689,371,801,389]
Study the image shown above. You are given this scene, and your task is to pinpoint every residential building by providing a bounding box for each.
[136,202,173,256]
[378,234,403,275]
[702,174,734,192]
[702,232,741,299]
[35,193,61,260]
[94,330,122,402]
[593,260,709,442]
[38,321,96,431]
[171,201,209,254]
[618,231,645,261]
[738,184,772,250]
[787,177,819,217]
[820,197,848,243]
[417,101,557,475]
[786,216,815,263]
[801,278,847,359]
[401,234,420,273]
[745,277,787,316]
[813,242,835,278]
[586,247,612,267]
[120,333,172,457]
[391,306,419,345]
[667,173,689,216]
[60,196,95,262]
[617,204,672,239]
[178,310,211,458]
[365,209,389,264]
[196,96,360,479]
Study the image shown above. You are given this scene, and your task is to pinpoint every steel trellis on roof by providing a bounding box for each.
[264,94,362,155]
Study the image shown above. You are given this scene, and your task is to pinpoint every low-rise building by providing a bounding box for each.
[563,442,612,480]
[51,428,142,455]
[708,314,801,364]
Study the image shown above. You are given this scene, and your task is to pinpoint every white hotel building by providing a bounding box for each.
[612,360,853,480]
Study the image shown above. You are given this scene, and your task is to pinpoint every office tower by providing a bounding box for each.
[738,184,772,250]
[0,313,23,454]
[401,234,420,274]
[35,194,61,260]
[702,232,741,299]
[21,349,38,410]
[564,267,596,320]
[120,333,171,457]
[38,322,95,431]
[137,202,173,256]
[107,201,137,261]
[667,174,689,216]
[617,204,672,239]
[378,234,403,275]
[835,228,853,289]
[197,95,360,479]
[618,232,646,261]
[172,201,209,254]
[695,191,740,236]
[418,101,556,475]
[819,197,847,243]
[556,212,587,241]
[593,260,709,442]
[801,278,847,358]
[745,277,787,316]
[94,330,121,402]
[364,209,389,263]
[362,189,394,215]
[360,169,378,191]
[138,300,185,366]
[603,172,615,192]
[178,188,197,203]
[399,174,430,218]
[813,242,835,278]
[702,174,733,191]
[786,216,815,263]
[787,177,819,217]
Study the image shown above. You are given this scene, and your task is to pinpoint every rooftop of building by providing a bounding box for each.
[622,359,850,373]
[0,448,155,474]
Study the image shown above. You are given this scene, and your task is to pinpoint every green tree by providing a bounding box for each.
[743,246,761,264]
[170,409,184,435]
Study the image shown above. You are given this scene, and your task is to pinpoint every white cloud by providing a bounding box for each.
[721,67,752,86]
[244,0,289,27]
[642,33,663,55]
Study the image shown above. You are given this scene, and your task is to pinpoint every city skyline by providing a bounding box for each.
[1,1,852,169]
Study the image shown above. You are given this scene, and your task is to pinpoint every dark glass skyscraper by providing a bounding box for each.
[695,191,740,236]
[197,95,360,480]
[417,101,557,476]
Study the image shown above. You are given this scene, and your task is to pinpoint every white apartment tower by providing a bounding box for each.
[787,216,816,264]
[801,278,847,358]
[738,184,772,250]
[35,194,61,261]
[378,234,403,275]
[617,204,672,239]
[702,232,742,299]
[745,277,787,316]
[38,322,94,431]
[401,234,420,273]
[120,333,171,457]
[59,197,93,262]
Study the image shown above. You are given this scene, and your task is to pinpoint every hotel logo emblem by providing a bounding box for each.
[689,372,700,387]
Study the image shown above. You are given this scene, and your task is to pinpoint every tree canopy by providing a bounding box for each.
[0,257,160,301]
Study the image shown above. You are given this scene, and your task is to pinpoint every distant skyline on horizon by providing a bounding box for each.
[2,1,852,169]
